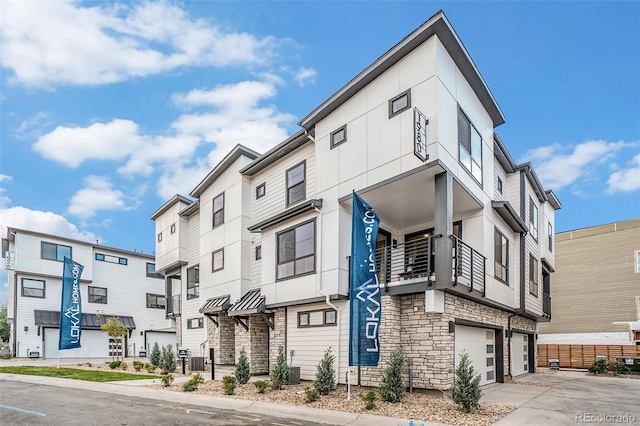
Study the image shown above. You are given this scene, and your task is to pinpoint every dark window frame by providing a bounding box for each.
[41,241,72,262]
[286,161,306,206]
[88,286,108,304]
[388,89,411,118]
[21,278,45,298]
[256,183,266,199]
[494,228,509,284]
[187,317,204,329]
[157,232,162,242]
[212,248,224,272]
[276,219,316,280]
[330,125,347,149]
[146,262,163,279]
[529,197,539,242]
[187,265,200,300]
[297,308,337,328]
[170,223,176,234]
[95,252,128,265]
[529,255,539,297]
[497,177,503,194]
[255,245,262,261]
[548,222,553,252]
[457,107,483,185]
[213,192,225,228]
[146,293,166,309]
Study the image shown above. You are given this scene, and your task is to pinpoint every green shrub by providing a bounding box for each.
[161,374,174,387]
[145,363,157,373]
[120,362,128,370]
[222,375,237,395]
[304,386,320,403]
[361,390,377,410]
[182,373,204,392]
[270,346,290,390]
[379,346,406,403]
[452,351,483,413]
[235,347,251,384]
[313,347,336,395]
[588,358,607,375]
[253,380,269,393]
[133,361,144,372]
[159,344,177,373]
[150,342,161,366]
[109,360,122,369]
[607,360,628,375]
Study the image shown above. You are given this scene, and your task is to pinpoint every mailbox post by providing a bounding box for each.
[178,347,189,375]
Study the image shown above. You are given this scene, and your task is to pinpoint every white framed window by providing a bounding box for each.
[88,286,107,304]
[41,241,71,262]
[277,220,315,280]
[494,228,509,284]
[457,107,483,183]
[213,193,224,228]
[22,278,45,298]
[529,197,539,241]
[212,249,224,272]
[330,125,347,148]
[389,89,411,118]
[286,161,306,206]
[187,265,199,299]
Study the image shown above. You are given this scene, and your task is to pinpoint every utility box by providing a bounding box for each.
[189,356,205,371]
[616,356,640,374]
[289,366,301,385]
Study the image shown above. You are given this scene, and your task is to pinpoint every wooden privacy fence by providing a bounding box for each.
[537,344,640,369]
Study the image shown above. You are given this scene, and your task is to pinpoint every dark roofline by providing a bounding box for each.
[190,144,260,198]
[240,130,309,176]
[493,133,516,173]
[149,194,193,220]
[179,200,200,217]
[515,163,547,203]
[298,10,505,130]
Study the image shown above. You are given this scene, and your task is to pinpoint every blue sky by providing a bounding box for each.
[1,1,639,304]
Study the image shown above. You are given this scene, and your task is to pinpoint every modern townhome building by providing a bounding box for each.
[151,10,560,388]
[538,219,640,345]
[3,227,175,359]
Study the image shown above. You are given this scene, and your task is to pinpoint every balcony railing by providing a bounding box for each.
[452,235,486,296]
[543,292,552,318]
[166,294,181,317]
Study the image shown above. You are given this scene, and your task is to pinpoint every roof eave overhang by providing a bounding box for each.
[150,194,193,220]
[240,130,309,176]
[190,145,260,198]
[492,200,528,234]
[248,199,323,233]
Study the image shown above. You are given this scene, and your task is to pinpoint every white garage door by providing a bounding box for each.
[44,328,110,359]
[455,325,496,386]
[146,332,176,354]
[511,333,529,376]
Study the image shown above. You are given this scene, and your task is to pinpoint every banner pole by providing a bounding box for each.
[347,368,351,400]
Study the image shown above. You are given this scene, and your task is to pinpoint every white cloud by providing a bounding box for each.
[0,206,98,243]
[1,0,281,88]
[33,119,145,168]
[14,111,53,140]
[294,66,317,86]
[0,175,12,209]
[67,175,134,219]
[607,154,640,193]
[523,140,632,191]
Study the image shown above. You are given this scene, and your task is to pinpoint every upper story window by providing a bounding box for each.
[212,248,224,272]
[297,309,337,328]
[256,183,266,199]
[255,245,262,261]
[635,250,640,273]
[157,232,162,243]
[95,253,128,265]
[529,255,539,297]
[88,286,107,304]
[330,125,347,148]
[497,178,503,194]
[277,220,315,280]
[457,107,483,183]
[146,293,166,309]
[529,197,539,241]
[494,228,509,284]
[146,262,163,279]
[170,223,176,234]
[548,222,553,252]
[389,89,411,118]
[213,193,224,228]
[42,241,71,262]
[22,278,45,298]
[187,317,204,329]
[187,265,199,299]
[286,161,306,206]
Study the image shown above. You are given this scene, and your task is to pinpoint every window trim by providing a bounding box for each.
[21,278,45,298]
[529,255,539,297]
[255,245,262,261]
[388,89,411,118]
[276,219,316,281]
[457,107,483,185]
[187,317,204,329]
[186,265,200,300]
[95,252,128,265]
[494,227,509,285]
[146,293,166,309]
[256,183,266,199]
[88,286,108,304]
[286,160,306,206]
[548,222,553,252]
[529,197,539,242]
[146,262,163,279]
[297,309,337,328]
[213,192,225,228]
[212,248,224,272]
[41,241,72,262]
[330,124,347,149]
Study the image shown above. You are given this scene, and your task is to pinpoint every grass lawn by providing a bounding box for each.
[0,366,161,382]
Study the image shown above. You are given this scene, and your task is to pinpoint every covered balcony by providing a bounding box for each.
[166,294,181,318]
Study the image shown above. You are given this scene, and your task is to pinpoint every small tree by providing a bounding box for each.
[235,347,251,384]
[379,345,406,403]
[160,344,177,373]
[313,347,336,395]
[270,345,291,390]
[452,351,483,413]
[150,342,161,366]
[100,316,127,361]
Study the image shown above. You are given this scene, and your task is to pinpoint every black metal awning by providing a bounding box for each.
[34,310,136,329]
[228,289,265,317]
[492,200,528,234]
[199,295,230,314]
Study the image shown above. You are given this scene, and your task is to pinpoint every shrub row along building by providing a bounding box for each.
[151,10,560,389]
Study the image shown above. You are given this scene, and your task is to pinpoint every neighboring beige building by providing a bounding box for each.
[538,218,640,345]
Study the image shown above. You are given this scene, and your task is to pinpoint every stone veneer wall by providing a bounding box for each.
[269,309,286,369]
[359,291,537,390]
[175,316,182,348]
[235,315,269,375]
[207,314,235,365]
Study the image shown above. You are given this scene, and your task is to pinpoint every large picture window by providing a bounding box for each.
[187,265,199,299]
[494,228,509,284]
[458,108,483,183]
[286,161,306,206]
[529,255,539,297]
[146,293,166,309]
[41,241,71,262]
[213,193,224,228]
[88,286,107,304]
[277,220,315,279]
[22,278,45,298]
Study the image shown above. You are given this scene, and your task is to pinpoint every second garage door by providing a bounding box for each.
[454,325,496,386]
[44,328,110,359]
[511,332,529,376]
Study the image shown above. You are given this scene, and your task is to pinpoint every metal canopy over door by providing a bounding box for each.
[511,332,529,376]
[43,328,110,359]
[454,325,496,386]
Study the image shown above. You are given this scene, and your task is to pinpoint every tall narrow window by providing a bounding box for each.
[255,245,262,260]
[187,265,199,299]
[213,193,224,228]
[256,183,266,199]
[277,220,315,279]
[212,249,224,272]
[529,255,539,297]
[548,222,553,252]
[286,161,306,206]
[529,197,539,241]
[457,108,483,183]
[494,228,509,284]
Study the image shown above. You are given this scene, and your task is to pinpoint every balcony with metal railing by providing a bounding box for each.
[543,292,552,319]
[166,294,181,318]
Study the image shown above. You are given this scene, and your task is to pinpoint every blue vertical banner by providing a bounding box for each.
[349,191,381,367]
[59,257,84,350]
